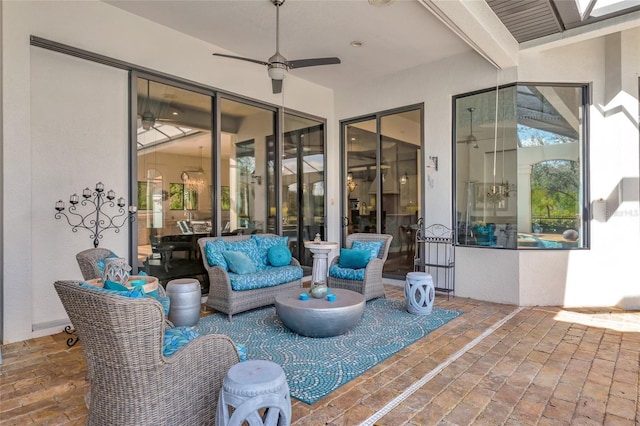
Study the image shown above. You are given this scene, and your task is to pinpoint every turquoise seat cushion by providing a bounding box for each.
[329,264,366,281]
[267,245,292,267]
[252,235,288,266]
[228,265,303,291]
[338,248,371,269]
[222,251,257,275]
[79,282,169,315]
[224,238,263,268]
[103,280,130,291]
[79,282,146,298]
[205,239,228,270]
[96,253,119,274]
[352,240,384,259]
[235,343,248,362]
[157,296,171,316]
[163,326,199,357]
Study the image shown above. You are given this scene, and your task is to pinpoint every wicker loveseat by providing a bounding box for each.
[198,234,303,320]
[54,280,240,425]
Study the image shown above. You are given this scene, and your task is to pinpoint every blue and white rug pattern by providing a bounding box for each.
[195,298,461,405]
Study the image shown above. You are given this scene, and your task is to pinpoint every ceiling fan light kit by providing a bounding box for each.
[212,0,341,94]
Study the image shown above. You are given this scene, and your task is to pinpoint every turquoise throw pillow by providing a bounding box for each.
[338,248,371,269]
[163,326,199,357]
[222,251,257,274]
[352,240,384,259]
[205,240,228,270]
[267,245,292,267]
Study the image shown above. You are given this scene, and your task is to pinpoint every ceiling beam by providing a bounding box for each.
[418,0,519,69]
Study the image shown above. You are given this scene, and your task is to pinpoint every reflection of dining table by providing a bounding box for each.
[304,241,339,284]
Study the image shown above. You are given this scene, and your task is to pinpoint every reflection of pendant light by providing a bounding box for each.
[347,172,357,192]
[141,80,156,130]
[400,170,409,185]
[181,146,206,188]
[466,107,478,149]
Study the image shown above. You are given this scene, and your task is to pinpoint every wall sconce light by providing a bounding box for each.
[400,171,409,185]
[426,156,439,171]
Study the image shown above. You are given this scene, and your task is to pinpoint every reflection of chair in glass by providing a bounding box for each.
[54,280,239,425]
[327,233,393,300]
[414,223,455,297]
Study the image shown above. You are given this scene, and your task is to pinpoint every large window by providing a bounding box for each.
[454,84,588,249]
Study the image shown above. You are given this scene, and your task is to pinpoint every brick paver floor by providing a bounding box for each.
[1,284,638,425]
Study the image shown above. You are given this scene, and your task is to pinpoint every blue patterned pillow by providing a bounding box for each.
[222,251,257,274]
[163,326,199,357]
[252,235,288,266]
[205,240,228,270]
[352,240,384,259]
[96,253,118,274]
[338,248,370,269]
[267,245,292,267]
[329,264,366,281]
[224,238,263,268]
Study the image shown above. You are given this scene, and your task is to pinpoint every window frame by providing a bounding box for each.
[452,82,590,250]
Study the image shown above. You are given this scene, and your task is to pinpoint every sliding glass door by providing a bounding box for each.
[135,77,213,291]
[342,106,422,279]
[282,113,326,273]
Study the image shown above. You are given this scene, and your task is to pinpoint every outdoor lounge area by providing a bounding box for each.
[2,284,639,424]
[1,0,639,425]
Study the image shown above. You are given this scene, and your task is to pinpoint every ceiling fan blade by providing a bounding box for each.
[272,79,283,94]
[288,57,341,69]
[213,53,269,67]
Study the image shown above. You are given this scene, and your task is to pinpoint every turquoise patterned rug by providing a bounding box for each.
[195,299,461,405]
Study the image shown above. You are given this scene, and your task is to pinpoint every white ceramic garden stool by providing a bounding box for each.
[216,359,291,426]
[404,271,435,315]
[165,278,201,326]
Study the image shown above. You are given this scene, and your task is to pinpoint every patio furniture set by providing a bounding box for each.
[57,232,402,425]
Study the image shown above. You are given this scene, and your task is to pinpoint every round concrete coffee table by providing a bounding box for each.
[275,288,365,338]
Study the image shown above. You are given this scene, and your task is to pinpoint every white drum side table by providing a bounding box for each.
[216,359,291,426]
[304,241,338,284]
[404,272,435,315]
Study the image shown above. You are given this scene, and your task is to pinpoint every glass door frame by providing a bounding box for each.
[339,104,425,245]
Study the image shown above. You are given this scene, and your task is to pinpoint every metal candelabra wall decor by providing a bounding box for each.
[54,182,137,248]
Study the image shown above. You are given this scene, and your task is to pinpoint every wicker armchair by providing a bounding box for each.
[54,280,240,426]
[76,248,167,297]
[76,248,117,280]
[327,233,393,300]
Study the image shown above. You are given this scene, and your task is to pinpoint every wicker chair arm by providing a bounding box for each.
[162,333,240,366]
[329,256,340,268]
[289,257,301,267]
[363,258,384,280]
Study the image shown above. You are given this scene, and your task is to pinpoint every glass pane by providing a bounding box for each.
[380,109,421,278]
[136,78,212,291]
[455,84,585,249]
[282,113,325,271]
[220,98,274,236]
[345,119,377,235]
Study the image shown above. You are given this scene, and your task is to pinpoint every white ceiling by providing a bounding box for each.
[105,0,477,90]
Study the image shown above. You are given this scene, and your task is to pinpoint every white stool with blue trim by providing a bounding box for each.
[216,359,291,426]
[404,271,435,315]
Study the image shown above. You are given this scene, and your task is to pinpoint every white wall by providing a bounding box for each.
[335,29,639,308]
[2,0,334,343]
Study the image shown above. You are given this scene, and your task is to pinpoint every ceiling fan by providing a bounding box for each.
[139,79,176,131]
[213,0,341,94]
